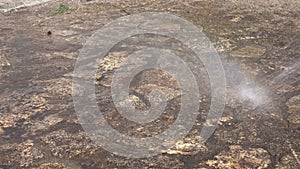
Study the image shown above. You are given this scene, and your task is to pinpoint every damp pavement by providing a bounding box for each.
[0,0,299,168]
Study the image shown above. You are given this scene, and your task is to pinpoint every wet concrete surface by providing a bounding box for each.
[0,0,299,168]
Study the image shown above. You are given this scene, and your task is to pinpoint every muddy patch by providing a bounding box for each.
[0,0,299,168]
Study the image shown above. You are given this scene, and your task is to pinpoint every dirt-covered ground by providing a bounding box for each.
[0,0,299,168]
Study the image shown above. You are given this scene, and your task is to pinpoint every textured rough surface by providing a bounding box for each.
[205,145,271,169]
[0,0,299,168]
[0,0,53,12]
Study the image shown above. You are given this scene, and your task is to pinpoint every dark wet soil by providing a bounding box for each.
[0,0,299,168]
